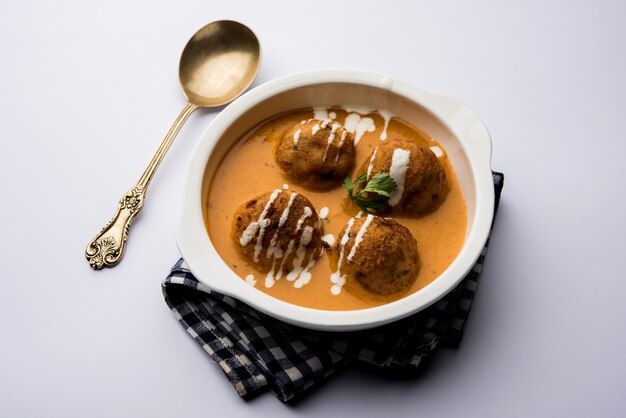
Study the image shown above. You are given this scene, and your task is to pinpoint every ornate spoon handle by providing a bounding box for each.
[85,186,145,269]
[85,103,197,269]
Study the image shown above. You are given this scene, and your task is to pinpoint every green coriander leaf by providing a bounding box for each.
[343,174,366,195]
[344,172,398,214]
[360,172,397,197]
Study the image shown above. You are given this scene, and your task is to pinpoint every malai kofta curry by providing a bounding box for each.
[205,107,467,310]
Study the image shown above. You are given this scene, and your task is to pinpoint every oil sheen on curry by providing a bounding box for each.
[206,107,467,310]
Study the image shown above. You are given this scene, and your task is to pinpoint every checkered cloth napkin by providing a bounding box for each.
[162,172,504,402]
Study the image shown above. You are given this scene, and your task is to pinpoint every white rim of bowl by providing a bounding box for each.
[177,68,494,331]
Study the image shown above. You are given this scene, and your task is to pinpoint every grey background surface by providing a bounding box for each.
[1,0,625,416]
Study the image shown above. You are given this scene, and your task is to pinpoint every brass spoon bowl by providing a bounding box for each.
[85,20,261,269]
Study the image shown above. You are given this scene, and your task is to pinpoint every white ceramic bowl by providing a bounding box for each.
[177,69,494,331]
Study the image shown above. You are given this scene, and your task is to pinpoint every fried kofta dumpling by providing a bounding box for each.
[357,138,449,216]
[275,119,355,190]
[331,215,419,297]
[232,190,324,277]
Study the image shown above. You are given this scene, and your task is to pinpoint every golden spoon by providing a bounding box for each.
[85,20,261,269]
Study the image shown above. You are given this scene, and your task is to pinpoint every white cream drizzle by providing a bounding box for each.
[343,113,360,133]
[278,192,297,227]
[430,145,443,158]
[319,207,329,219]
[337,130,347,148]
[314,108,328,120]
[334,130,348,163]
[379,109,392,141]
[344,113,375,145]
[286,224,313,282]
[312,123,321,136]
[388,148,411,207]
[366,146,379,180]
[266,233,283,260]
[265,259,277,288]
[239,189,281,250]
[339,219,354,254]
[239,222,259,247]
[254,219,272,255]
[293,128,301,147]
[251,190,282,262]
[270,206,319,287]
[293,258,315,288]
[267,198,298,259]
[355,117,376,144]
[321,233,335,247]
[275,240,294,281]
[322,123,341,161]
[265,192,298,260]
[282,183,289,190]
[329,214,377,295]
[347,214,374,262]
[238,191,320,289]
[313,108,338,121]
[343,105,373,114]
[320,106,393,142]
[330,277,346,296]
[329,217,355,296]
[265,193,298,288]
[297,206,312,229]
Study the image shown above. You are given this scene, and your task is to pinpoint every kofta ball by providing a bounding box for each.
[332,215,419,297]
[357,138,449,216]
[232,190,324,275]
[275,119,355,190]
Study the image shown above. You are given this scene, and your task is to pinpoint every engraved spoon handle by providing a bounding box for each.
[85,103,197,269]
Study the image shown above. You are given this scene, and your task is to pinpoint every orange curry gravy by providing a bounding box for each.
[206,108,467,310]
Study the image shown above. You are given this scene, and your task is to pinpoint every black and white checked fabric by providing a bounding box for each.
[162,172,504,402]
